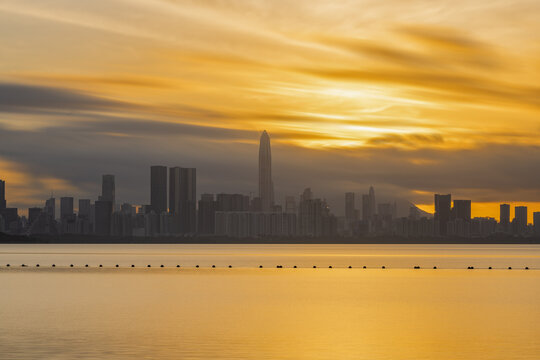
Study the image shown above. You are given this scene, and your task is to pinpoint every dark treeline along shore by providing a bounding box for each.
[1,232,539,245]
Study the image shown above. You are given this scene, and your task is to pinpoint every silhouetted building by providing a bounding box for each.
[258,130,274,211]
[345,192,357,231]
[151,166,168,215]
[534,212,540,236]
[169,167,196,234]
[28,207,42,226]
[434,194,451,236]
[500,204,510,232]
[78,199,91,219]
[453,200,471,221]
[1,208,19,233]
[45,197,56,220]
[514,206,528,234]
[361,187,377,225]
[198,193,216,235]
[285,196,296,214]
[94,200,112,236]
[0,179,6,210]
[60,197,74,220]
[216,193,249,212]
[100,174,115,210]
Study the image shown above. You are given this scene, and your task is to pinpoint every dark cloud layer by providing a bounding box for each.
[0,83,131,112]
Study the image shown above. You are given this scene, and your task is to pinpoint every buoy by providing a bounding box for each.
[160,265,164,268]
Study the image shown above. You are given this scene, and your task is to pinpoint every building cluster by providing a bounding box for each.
[1,131,539,239]
[341,192,539,238]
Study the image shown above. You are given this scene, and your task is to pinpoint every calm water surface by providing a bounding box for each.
[1,244,540,359]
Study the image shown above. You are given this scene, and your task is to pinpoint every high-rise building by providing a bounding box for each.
[0,179,6,210]
[45,197,55,220]
[78,199,91,220]
[453,200,471,221]
[216,193,249,212]
[514,206,528,233]
[95,200,113,236]
[258,130,274,212]
[101,175,115,210]
[345,192,357,223]
[533,212,540,236]
[169,167,196,233]
[198,193,216,235]
[180,168,196,233]
[151,166,167,214]
[361,194,370,222]
[368,186,376,219]
[28,207,42,226]
[60,197,74,220]
[434,194,451,236]
[285,196,297,214]
[500,204,510,228]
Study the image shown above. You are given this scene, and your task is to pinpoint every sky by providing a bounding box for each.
[1,0,540,221]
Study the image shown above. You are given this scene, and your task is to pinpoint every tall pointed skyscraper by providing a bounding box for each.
[258,130,274,211]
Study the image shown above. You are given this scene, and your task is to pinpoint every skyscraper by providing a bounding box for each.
[453,200,471,221]
[514,206,528,234]
[169,166,197,233]
[95,200,112,236]
[101,175,115,209]
[258,130,274,212]
[533,212,540,236]
[368,186,376,219]
[345,192,356,223]
[434,194,451,236]
[500,204,510,224]
[45,197,55,219]
[60,197,74,220]
[179,167,197,234]
[0,179,6,210]
[151,165,167,214]
[500,204,510,232]
[79,199,91,219]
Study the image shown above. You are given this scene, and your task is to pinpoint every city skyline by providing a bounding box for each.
[0,1,540,222]
[1,129,540,224]
[2,130,540,239]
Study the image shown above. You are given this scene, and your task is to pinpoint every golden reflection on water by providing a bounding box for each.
[1,268,540,359]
